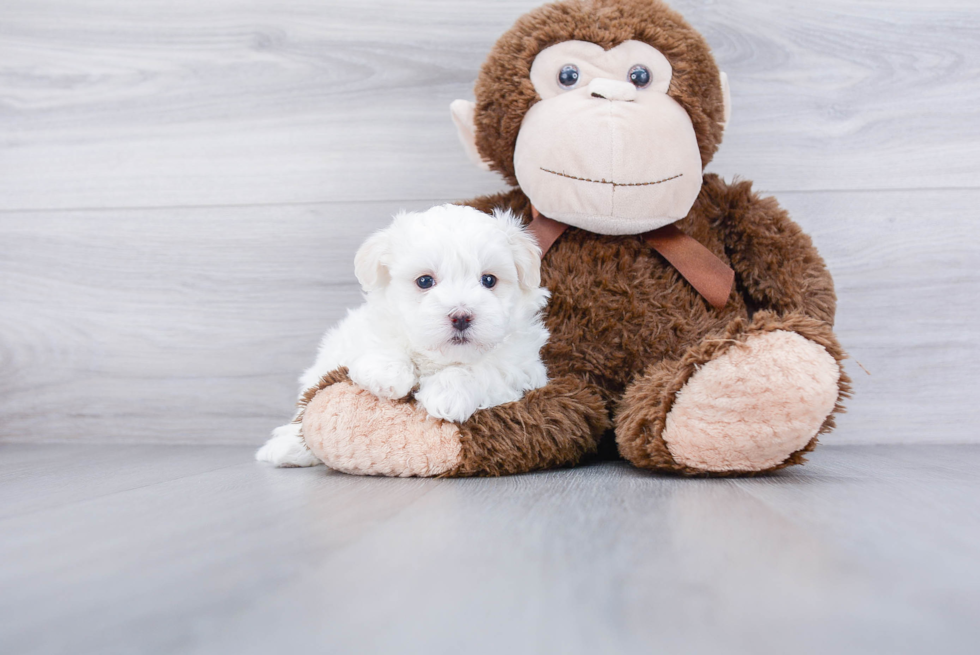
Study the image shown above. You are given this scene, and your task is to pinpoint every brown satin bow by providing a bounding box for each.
[528,207,735,310]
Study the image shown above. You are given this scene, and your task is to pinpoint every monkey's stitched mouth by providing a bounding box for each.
[540,168,683,188]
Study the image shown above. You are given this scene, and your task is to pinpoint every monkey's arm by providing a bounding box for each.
[297,368,608,477]
[449,375,609,477]
[707,176,837,325]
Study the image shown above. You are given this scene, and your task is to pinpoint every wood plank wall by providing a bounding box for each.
[1,0,978,445]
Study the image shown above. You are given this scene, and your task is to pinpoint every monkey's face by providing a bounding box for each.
[513,40,706,235]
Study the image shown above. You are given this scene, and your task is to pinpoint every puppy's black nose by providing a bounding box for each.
[449,312,473,331]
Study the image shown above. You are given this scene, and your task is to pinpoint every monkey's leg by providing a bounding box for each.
[615,311,850,476]
[299,370,609,477]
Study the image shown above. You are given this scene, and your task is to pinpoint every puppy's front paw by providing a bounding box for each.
[349,357,417,400]
[416,371,480,423]
[256,424,322,468]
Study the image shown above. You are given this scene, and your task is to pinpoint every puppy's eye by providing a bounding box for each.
[415,275,435,289]
[481,274,497,289]
[558,64,580,88]
[628,65,652,88]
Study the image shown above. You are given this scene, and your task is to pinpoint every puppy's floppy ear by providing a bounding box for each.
[493,208,542,291]
[353,228,391,292]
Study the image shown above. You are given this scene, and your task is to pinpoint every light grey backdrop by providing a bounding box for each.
[1,0,978,445]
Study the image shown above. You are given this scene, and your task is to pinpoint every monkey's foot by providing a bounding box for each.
[663,330,839,471]
[302,381,462,477]
[617,313,849,475]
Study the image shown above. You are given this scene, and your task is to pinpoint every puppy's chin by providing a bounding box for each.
[428,334,497,364]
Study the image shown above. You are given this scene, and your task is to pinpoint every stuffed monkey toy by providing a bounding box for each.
[297,0,850,477]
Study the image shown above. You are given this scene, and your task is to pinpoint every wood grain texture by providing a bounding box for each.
[1,190,977,446]
[1,0,977,447]
[1,444,978,655]
[0,201,414,444]
[780,189,980,444]
[1,0,978,211]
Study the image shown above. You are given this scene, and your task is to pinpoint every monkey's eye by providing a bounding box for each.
[558,64,580,88]
[481,274,497,289]
[416,275,435,289]
[628,65,652,88]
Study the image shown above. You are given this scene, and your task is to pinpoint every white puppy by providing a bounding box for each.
[256,204,550,468]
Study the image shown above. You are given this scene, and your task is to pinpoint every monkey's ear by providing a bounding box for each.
[720,72,732,131]
[450,99,492,171]
[353,229,392,293]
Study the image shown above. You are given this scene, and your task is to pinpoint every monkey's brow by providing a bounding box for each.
[539,168,683,188]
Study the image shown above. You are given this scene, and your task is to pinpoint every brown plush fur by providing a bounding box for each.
[450,375,611,477]
[462,176,839,399]
[457,173,848,476]
[302,0,849,477]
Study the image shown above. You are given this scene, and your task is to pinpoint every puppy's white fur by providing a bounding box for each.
[256,204,550,468]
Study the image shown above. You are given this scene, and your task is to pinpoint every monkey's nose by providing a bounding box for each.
[449,311,473,332]
[588,78,637,102]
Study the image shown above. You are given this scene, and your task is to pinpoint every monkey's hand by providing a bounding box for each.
[299,370,607,477]
[300,369,462,477]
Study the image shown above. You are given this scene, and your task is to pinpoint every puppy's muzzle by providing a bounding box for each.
[449,311,474,332]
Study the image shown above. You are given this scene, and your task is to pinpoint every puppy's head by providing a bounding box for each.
[354,204,548,363]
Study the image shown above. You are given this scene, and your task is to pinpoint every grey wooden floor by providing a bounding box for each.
[2,443,979,655]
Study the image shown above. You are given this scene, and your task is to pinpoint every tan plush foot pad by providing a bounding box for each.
[302,382,462,477]
[663,330,840,472]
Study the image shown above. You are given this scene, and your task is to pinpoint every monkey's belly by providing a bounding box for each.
[540,231,745,395]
